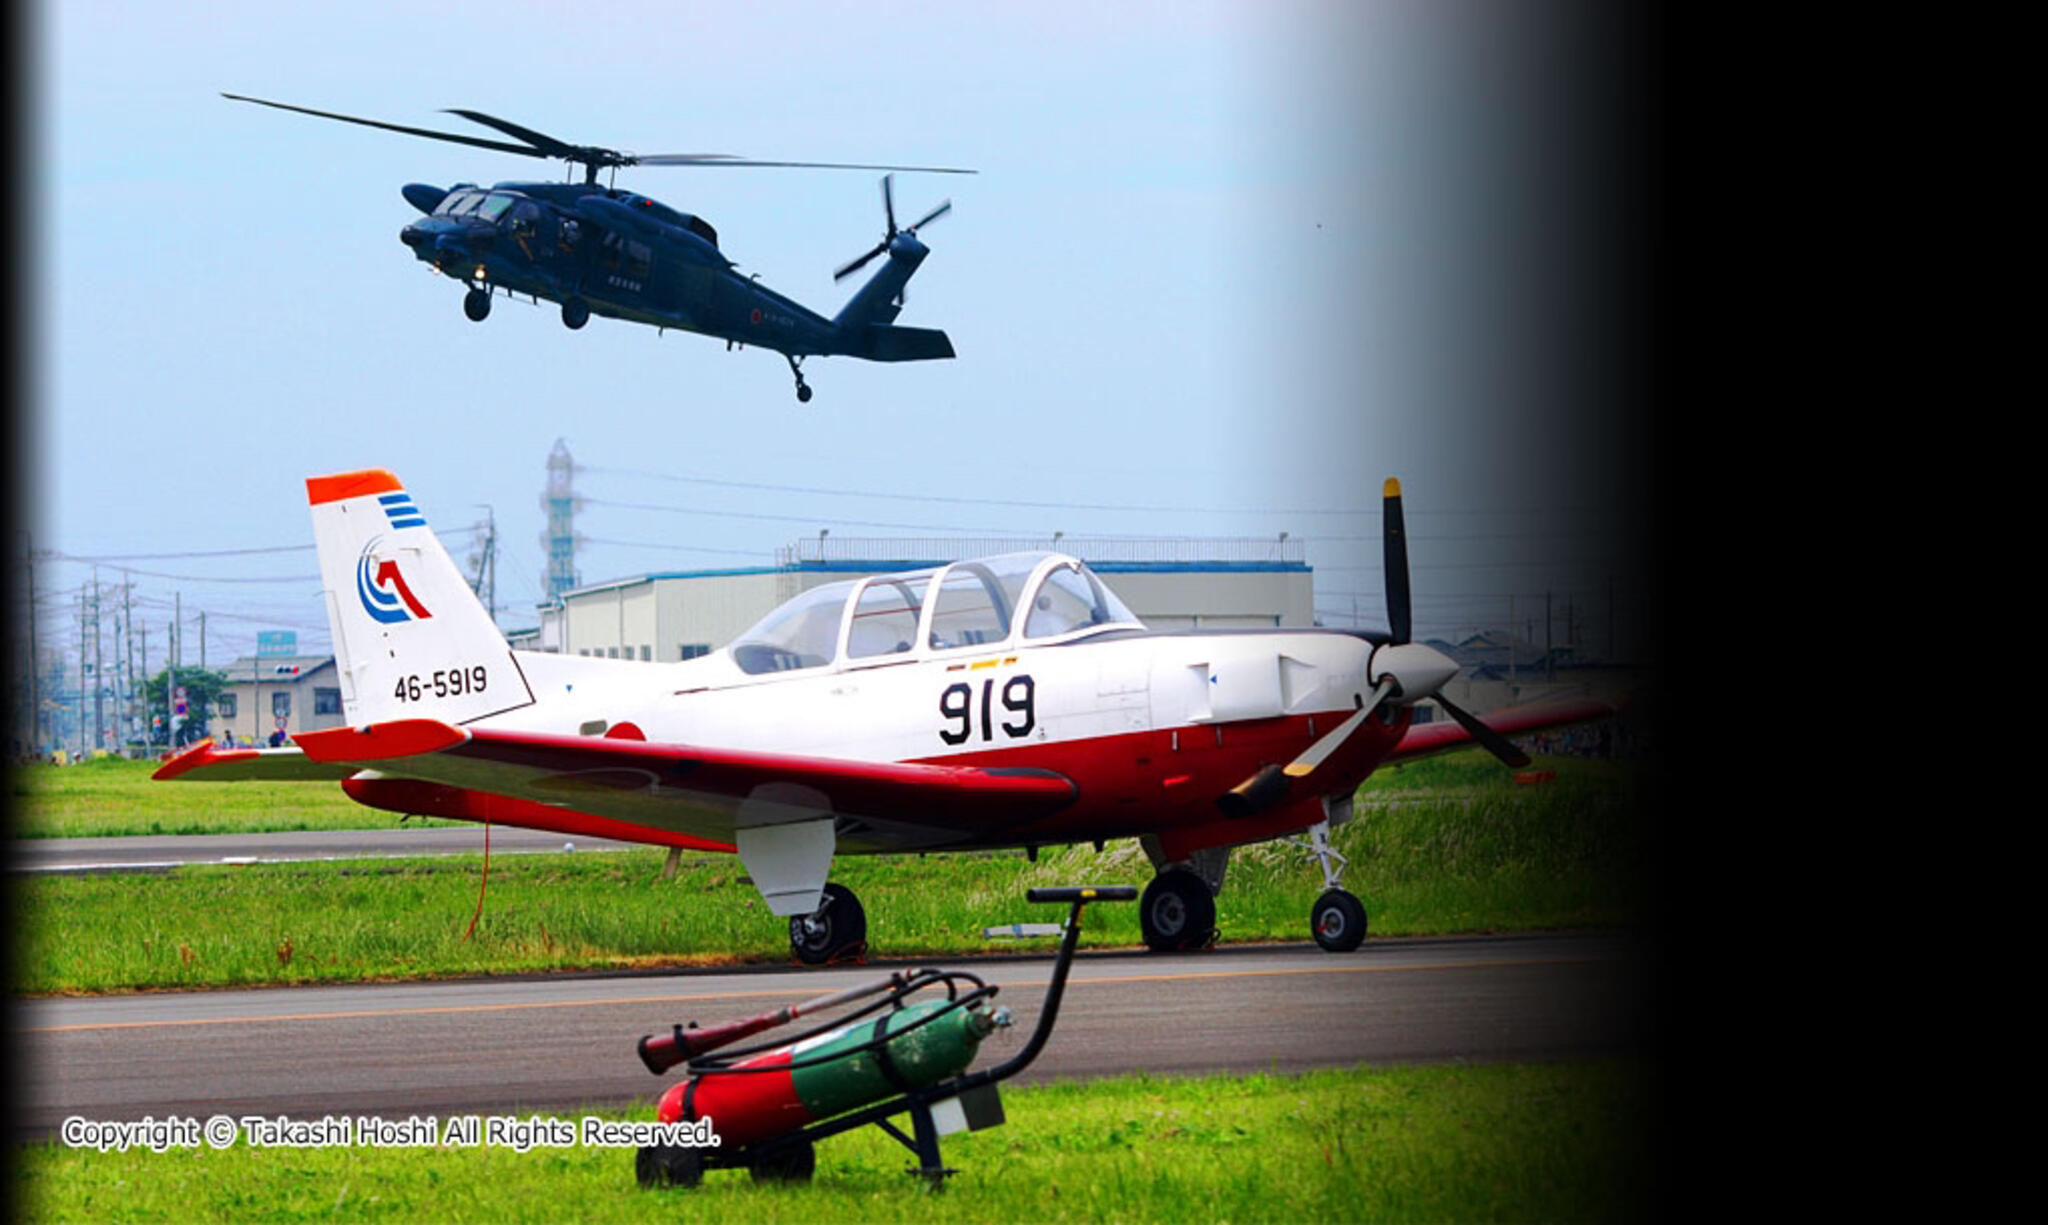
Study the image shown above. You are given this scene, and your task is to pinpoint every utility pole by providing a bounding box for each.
[171,592,182,748]
[90,568,104,752]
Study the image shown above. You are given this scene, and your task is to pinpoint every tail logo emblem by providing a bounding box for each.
[357,539,433,624]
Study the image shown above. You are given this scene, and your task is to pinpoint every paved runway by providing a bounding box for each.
[17,931,1648,1139]
[12,827,651,874]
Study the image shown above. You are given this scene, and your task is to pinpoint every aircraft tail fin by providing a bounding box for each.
[306,470,535,728]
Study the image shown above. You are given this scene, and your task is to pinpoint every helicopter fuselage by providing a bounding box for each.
[400,181,855,353]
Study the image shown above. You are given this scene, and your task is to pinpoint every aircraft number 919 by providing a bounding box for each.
[940,675,1035,745]
[393,665,488,703]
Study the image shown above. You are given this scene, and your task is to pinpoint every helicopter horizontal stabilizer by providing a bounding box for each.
[858,325,955,362]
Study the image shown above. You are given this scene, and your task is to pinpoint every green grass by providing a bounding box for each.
[11,757,463,838]
[15,753,1650,994]
[15,1061,1655,1223]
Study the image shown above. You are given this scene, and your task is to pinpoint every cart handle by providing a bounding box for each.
[1025,885,1138,904]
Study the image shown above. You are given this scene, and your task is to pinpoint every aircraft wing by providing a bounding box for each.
[283,718,1079,853]
[1384,697,1617,765]
[152,740,364,782]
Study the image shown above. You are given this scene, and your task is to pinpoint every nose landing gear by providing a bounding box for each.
[1289,819,1366,953]
[463,285,492,321]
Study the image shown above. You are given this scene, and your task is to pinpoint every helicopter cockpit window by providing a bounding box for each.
[476,194,516,223]
[442,191,484,217]
[728,581,852,675]
[847,574,932,660]
[1025,562,1141,639]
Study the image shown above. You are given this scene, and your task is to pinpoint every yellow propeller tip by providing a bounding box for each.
[1383,477,1402,498]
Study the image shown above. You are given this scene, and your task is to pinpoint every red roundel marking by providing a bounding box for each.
[750,308,762,325]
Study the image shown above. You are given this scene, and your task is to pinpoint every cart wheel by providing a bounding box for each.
[636,1144,705,1189]
[750,1139,816,1184]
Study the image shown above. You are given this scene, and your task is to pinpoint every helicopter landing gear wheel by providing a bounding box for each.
[1140,868,1216,952]
[796,383,813,403]
[785,354,813,403]
[561,297,589,330]
[463,287,491,322]
[1310,889,1367,952]
[789,882,866,965]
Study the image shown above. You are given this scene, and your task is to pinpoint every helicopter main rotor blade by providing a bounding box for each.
[443,108,594,162]
[882,174,897,234]
[635,154,977,174]
[908,199,952,232]
[222,94,547,160]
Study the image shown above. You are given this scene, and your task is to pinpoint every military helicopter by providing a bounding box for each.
[224,95,974,402]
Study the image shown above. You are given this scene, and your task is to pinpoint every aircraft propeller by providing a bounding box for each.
[1280,478,1531,781]
[834,174,953,282]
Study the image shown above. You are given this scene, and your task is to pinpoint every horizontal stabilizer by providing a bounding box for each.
[152,739,361,782]
[862,324,955,362]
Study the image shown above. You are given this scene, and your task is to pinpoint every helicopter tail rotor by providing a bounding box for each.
[835,174,952,282]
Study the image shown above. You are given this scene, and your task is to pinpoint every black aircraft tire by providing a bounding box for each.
[636,1144,705,1189]
[750,1140,816,1184]
[1140,868,1216,952]
[561,297,589,329]
[1310,888,1367,953]
[463,288,491,322]
[789,883,867,965]
[796,384,813,404]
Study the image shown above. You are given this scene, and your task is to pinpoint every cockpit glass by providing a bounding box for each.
[729,581,852,675]
[928,562,1018,651]
[847,574,931,659]
[1025,563,1139,638]
[442,191,483,216]
[476,194,516,223]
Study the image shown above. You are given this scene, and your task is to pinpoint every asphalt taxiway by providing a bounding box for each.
[17,932,1648,1138]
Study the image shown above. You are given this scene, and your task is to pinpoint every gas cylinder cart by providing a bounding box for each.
[632,885,1136,1189]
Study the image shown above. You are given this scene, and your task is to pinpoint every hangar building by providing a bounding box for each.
[511,536,1313,661]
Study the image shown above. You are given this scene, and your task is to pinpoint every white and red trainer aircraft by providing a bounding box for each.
[157,469,1610,962]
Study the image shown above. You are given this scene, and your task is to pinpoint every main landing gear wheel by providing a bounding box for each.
[789,882,867,965]
[1310,888,1367,953]
[636,1143,704,1189]
[749,1139,816,1184]
[463,287,491,321]
[785,354,813,403]
[561,297,589,329]
[1140,868,1216,952]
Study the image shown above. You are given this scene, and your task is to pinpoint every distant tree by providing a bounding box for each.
[142,668,230,748]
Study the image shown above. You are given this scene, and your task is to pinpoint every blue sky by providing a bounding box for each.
[27,1,1651,674]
